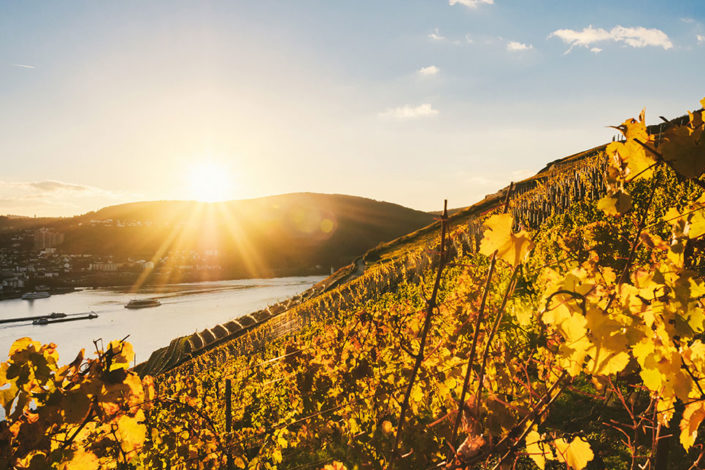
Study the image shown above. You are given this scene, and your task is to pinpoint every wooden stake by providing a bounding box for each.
[225,378,233,469]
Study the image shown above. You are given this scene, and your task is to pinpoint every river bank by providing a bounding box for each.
[0,286,78,301]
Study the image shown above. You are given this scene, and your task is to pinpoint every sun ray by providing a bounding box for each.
[153,202,206,288]
[215,202,272,278]
[130,218,184,293]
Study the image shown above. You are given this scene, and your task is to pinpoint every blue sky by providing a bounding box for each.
[1,0,704,216]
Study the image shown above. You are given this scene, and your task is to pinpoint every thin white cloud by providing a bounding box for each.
[682,17,696,24]
[506,41,533,51]
[612,26,673,48]
[0,179,130,216]
[465,33,474,44]
[428,28,446,41]
[29,181,89,192]
[698,34,705,45]
[590,47,603,53]
[379,104,439,120]
[550,26,612,51]
[417,65,439,76]
[549,25,673,53]
[0,180,93,195]
[449,0,494,8]
[427,28,462,45]
[11,63,36,69]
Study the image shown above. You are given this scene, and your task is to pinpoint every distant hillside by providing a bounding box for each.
[40,193,436,278]
[0,215,61,231]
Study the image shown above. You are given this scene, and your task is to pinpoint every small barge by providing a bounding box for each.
[0,312,67,325]
[33,312,98,325]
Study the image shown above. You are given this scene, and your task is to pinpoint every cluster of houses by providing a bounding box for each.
[0,228,84,297]
[79,218,153,227]
[0,227,223,297]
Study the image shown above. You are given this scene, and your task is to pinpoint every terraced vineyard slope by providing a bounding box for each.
[3,99,705,469]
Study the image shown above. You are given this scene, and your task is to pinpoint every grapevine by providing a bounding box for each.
[1,97,704,469]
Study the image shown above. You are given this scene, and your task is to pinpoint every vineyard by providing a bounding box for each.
[2,98,705,469]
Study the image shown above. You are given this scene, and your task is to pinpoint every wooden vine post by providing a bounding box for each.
[225,378,233,470]
[389,199,449,469]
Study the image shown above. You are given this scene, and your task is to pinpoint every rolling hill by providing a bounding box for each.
[11,193,436,279]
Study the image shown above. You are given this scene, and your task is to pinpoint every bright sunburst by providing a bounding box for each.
[188,162,231,202]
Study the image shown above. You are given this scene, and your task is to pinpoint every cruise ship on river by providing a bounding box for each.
[125,298,161,309]
[21,291,51,300]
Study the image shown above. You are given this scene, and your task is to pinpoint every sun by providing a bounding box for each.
[188,162,231,202]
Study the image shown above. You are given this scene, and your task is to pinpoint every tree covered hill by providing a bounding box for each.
[4,193,436,278]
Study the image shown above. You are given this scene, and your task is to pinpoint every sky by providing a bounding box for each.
[1,0,704,217]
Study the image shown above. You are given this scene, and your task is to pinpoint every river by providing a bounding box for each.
[0,276,324,366]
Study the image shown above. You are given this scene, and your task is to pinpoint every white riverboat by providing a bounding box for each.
[21,291,51,300]
[125,298,161,309]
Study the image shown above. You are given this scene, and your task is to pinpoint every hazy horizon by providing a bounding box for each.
[0,190,444,219]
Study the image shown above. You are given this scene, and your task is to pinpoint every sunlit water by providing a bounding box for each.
[0,276,323,365]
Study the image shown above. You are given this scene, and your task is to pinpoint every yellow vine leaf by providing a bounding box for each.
[98,372,145,415]
[479,213,534,266]
[585,308,630,376]
[597,191,632,216]
[525,429,547,469]
[668,240,686,268]
[553,436,594,470]
[680,401,705,450]
[513,300,535,327]
[115,411,147,454]
[632,338,654,366]
[410,384,424,403]
[617,110,650,143]
[542,302,572,329]
[108,340,134,371]
[661,126,705,179]
[60,449,99,470]
[683,340,705,373]
[673,369,695,402]
[558,338,591,377]
[607,140,655,181]
[688,210,705,238]
[542,301,592,377]
[0,382,17,416]
[272,447,283,463]
[559,312,588,345]
[323,463,347,470]
[0,361,6,385]
[560,268,595,297]
[664,195,705,240]
[142,375,156,410]
[8,337,41,356]
[639,363,662,392]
